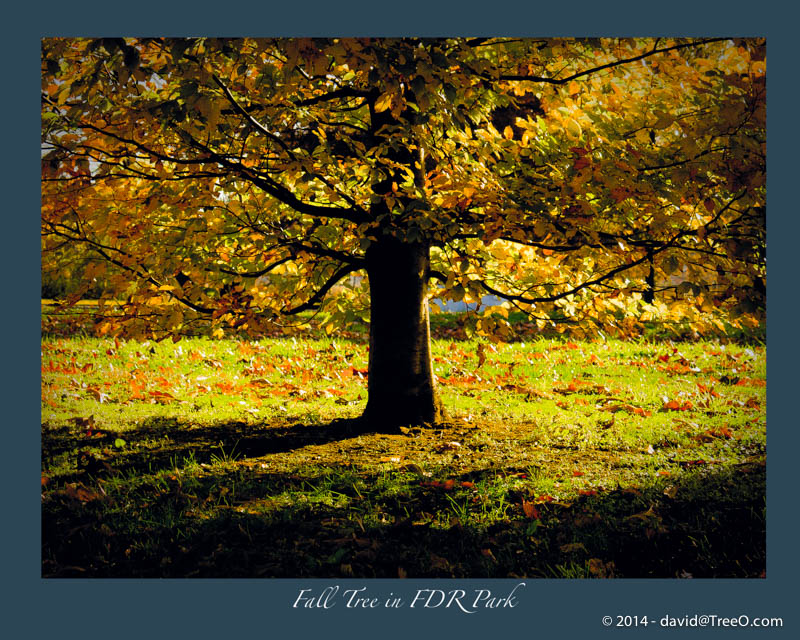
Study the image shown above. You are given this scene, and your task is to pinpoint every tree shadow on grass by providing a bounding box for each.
[42,416,376,480]
[42,452,765,579]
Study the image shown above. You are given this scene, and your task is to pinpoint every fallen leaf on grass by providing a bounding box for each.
[588,558,616,578]
[63,482,104,503]
[603,403,652,417]
[626,505,659,522]
[88,387,110,403]
[522,499,540,520]
[149,390,178,404]
[735,377,766,387]
[481,548,498,563]
[429,554,451,570]
[559,542,587,554]
[696,382,721,397]
[662,398,693,411]
[692,426,733,442]
[663,485,678,499]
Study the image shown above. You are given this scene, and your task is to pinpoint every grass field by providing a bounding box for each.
[41,330,766,578]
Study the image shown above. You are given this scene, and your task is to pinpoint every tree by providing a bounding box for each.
[41,37,766,431]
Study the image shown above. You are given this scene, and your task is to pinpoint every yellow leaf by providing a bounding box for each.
[565,118,582,140]
[374,91,393,113]
[503,126,514,140]
[635,129,651,145]
[567,80,580,95]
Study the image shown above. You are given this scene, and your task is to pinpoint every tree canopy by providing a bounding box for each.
[42,37,765,345]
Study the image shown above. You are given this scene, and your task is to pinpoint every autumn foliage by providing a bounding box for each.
[42,38,765,426]
[42,37,765,338]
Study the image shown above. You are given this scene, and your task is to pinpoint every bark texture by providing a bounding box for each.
[361,236,445,430]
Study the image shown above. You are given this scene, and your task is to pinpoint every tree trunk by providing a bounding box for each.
[361,236,445,431]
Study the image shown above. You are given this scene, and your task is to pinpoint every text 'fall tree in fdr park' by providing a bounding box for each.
[41,37,765,432]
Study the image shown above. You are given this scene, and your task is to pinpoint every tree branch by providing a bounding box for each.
[491,38,729,85]
[212,75,294,154]
[293,87,369,107]
[281,263,361,315]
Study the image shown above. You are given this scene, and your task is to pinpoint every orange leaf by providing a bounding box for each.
[522,499,540,520]
[663,399,693,411]
[149,390,177,403]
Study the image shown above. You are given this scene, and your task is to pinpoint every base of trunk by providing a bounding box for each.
[361,395,447,433]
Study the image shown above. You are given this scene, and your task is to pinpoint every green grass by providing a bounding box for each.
[41,332,766,578]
